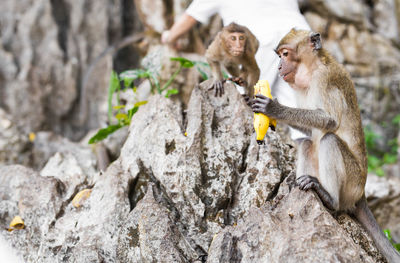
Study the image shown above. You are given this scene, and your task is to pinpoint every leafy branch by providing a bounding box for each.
[89,57,209,144]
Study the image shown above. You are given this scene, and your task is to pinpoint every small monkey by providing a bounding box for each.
[252,28,400,263]
[205,22,260,98]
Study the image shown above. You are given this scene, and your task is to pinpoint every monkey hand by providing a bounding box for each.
[227,77,247,87]
[252,94,281,118]
[208,79,225,97]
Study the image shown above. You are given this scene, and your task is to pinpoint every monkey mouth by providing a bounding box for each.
[281,72,292,80]
[231,50,244,56]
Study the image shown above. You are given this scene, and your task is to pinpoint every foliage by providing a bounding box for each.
[384,229,400,252]
[89,57,209,144]
[365,114,400,176]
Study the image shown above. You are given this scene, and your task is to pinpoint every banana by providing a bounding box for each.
[72,189,92,208]
[8,215,24,231]
[253,80,276,145]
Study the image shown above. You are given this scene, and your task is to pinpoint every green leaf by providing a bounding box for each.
[124,78,134,88]
[383,153,397,164]
[392,114,400,125]
[171,57,194,68]
[134,101,148,107]
[115,113,129,122]
[394,243,400,252]
[367,155,381,169]
[222,70,229,79]
[120,69,150,80]
[384,229,392,240]
[170,57,195,68]
[108,71,120,123]
[161,66,182,92]
[165,88,179,98]
[128,106,139,119]
[88,124,123,144]
[196,65,208,80]
[113,105,126,110]
[148,73,161,94]
[375,167,385,177]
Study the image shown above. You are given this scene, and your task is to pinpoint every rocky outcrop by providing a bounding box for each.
[366,174,400,242]
[0,81,394,262]
[0,0,142,141]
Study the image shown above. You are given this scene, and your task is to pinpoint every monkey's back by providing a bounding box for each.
[327,61,367,173]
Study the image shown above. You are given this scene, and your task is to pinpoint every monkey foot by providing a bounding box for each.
[208,80,224,97]
[297,175,337,211]
[296,175,320,191]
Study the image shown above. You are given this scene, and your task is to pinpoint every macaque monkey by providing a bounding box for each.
[252,28,400,263]
[205,23,260,99]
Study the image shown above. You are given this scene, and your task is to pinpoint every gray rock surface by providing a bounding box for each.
[0,0,137,140]
[366,174,400,242]
[0,81,393,262]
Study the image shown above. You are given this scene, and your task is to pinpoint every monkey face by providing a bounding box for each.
[226,32,246,57]
[276,47,298,84]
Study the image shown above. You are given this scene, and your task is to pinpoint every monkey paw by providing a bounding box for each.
[296,175,320,191]
[227,77,247,87]
[208,80,224,97]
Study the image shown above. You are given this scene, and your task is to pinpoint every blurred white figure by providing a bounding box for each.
[0,235,24,263]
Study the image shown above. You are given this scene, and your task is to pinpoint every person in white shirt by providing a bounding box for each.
[162,0,310,140]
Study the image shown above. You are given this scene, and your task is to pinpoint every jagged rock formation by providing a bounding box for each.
[0,0,142,141]
[0,81,393,262]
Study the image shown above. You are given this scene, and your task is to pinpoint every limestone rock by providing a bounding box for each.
[0,108,31,166]
[0,79,395,262]
[0,0,124,140]
[31,131,97,175]
[117,185,198,262]
[366,174,400,242]
[207,185,378,263]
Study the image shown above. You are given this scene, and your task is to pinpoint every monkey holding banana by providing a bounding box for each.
[205,22,260,99]
[252,28,400,263]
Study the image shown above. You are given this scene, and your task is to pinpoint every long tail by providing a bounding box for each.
[355,196,400,263]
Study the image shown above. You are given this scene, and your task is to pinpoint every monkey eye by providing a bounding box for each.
[239,36,244,40]
[282,50,289,57]
[231,36,236,41]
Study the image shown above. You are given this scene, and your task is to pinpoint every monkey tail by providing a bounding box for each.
[354,196,400,263]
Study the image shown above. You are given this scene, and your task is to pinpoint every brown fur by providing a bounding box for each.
[205,22,260,97]
[264,28,399,263]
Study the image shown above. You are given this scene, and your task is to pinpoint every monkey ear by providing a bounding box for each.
[309,32,322,50]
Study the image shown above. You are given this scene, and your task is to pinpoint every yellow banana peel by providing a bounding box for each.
[8,215,24,231]
[253,80,276,144]
[72,189,92,208]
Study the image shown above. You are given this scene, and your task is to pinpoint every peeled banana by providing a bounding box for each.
[253,80,276,145]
